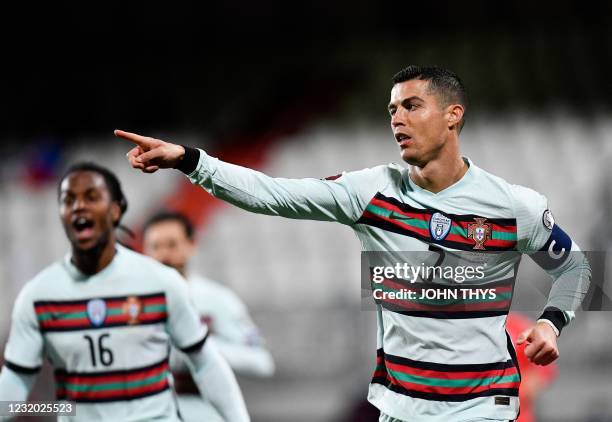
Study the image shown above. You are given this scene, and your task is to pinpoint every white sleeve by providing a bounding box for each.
[206,290,275,377]
[0,366,36,401]
[182,341,250,422]
[183,149,390,225]
[164,269,208,351]
[511,185,591,334]
[3,284,44,372]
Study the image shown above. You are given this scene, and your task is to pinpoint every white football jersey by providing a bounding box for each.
[3,245,207,421]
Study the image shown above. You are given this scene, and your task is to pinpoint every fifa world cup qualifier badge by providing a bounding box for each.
[87,299,107,327]
[467,218,492,250]
[429,212,452,241]
[542,209,554,231]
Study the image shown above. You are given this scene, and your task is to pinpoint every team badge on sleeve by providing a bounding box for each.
[429,212,452,241]
[123,296,142,325]
[467,218,492,250]
[542,209,554,231]
[86,299,107,327]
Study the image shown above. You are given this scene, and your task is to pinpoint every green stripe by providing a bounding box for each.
[59,372,168,393]
[388,369,519,388]
[366,205,428,230]
[38,305,165,322]
[37,308,126,322]
[368,205,517,242]
[143,304,167,313]
[492,231,517,241]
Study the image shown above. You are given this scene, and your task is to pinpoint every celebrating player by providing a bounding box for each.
[116,65,591,422]
[0,163,249,421]
[142,211,275,421]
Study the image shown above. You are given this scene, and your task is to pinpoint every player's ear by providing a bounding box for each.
[110,202,121,226]
[447,104,465,132]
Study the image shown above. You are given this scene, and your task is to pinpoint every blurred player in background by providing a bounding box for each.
[0,163,249,421]
[142,211,275,422]
[506,313,557,422]
[116,65,591,421]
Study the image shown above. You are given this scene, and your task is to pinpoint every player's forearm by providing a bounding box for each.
[209,337,275,377]
[177,147,355,223]
[184,342,250,422]
[0,366,36,401]
[538,245,591,334]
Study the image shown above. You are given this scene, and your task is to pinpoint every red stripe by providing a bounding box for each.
[35,304,86,314]
[57,363,169,385]
[444,232,475,245]
[389,376,520,395]
[40,317,90,328]
[36,296,166,315]
[456,220,516,234]
[141,297,166,306]
[385,361,517,381]
[378,368,520,395]
[138,312,168,321]
[58,378,168,400]
[370,198,517,233]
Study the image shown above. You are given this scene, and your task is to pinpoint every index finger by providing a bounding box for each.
[114,129,155,148]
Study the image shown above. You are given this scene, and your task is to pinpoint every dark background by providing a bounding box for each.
[1,1,610,144]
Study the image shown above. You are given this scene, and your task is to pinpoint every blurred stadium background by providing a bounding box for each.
[1,2,611,421]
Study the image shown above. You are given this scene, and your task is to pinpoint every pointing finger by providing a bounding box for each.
[114,129,157,149]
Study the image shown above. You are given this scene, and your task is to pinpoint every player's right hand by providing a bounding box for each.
[114,129,185,173]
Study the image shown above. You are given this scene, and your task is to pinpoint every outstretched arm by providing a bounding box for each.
[115,129,385,224]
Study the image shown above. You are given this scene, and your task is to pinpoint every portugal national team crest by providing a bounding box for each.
[429,212,452,241]
[86,299,107,327]
[467,217,492,250]
[122,296,142,325]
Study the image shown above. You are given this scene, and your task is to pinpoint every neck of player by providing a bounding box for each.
[71,233,117,275]
[409,137,467,194]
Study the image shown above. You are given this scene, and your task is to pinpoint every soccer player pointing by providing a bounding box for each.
[0,163,250,422]
[116,66,590,422]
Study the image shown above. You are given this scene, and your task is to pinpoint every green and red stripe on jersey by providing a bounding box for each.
[55,358,169,402]
[372,277,514,318]
[372,349,520,402]
[34,292,167,332]
[357,193,517,251]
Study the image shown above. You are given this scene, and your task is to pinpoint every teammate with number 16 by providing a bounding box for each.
[0,163,250,422]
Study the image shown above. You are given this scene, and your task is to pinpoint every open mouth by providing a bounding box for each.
[72,216,95,239]
[395,133,412,145]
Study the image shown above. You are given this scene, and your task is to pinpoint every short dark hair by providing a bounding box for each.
[392,65,468,131]
[58,162,128,227]
[143,211,194,240]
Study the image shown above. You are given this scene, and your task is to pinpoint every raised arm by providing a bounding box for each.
[115,129,388,224]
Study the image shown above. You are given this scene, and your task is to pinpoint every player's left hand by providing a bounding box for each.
[517,321,559,366]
